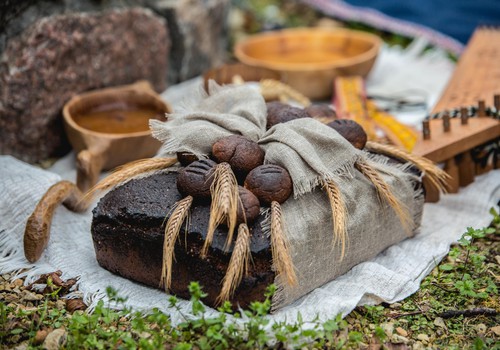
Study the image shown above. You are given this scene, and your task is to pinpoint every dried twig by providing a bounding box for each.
[438,308,498,319]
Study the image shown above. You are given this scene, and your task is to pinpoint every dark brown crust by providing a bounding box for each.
[327,119,368,150]
[91,172,274,308]
[237,186,261,224]
[244,164,293,204]
[304,104,337,120]
[176,159,217,199]
[266,102,310,129]
[176,152,199,166]
[212,135,265,176]
[24,181,86,263]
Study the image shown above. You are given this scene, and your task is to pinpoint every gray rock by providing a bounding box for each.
[148,0,230,84]
[0,8,169,163]
[0,0,230,163]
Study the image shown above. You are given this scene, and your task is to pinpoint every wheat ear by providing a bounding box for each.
[365,141,450,193]
[160,195,193,291]
[260,79,311,107]
[217,223,251,303]
[355,159,413,234]
[85,157,177,201]
[322,179,348,259]
[203,163,239,257]
[270,201,298,286]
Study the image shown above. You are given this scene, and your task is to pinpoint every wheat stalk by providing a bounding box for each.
[217,223,251,303]
[85,157,178,201]
[260,79,311,107]
[160,195,193,291]
[270,201,298,286]
[365,141,450,193]
[355,159,413,234]
[322,179,348,259]
[203,163,239,257]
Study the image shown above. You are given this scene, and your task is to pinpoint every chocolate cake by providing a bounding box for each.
[91,171,274,308]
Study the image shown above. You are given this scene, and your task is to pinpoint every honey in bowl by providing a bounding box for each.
[72,101,165,134]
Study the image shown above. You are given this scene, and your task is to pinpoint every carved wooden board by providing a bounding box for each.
[432,27,500,112]
[412,27,500,200]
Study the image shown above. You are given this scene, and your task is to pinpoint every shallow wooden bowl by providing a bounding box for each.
[63,81,171,191]
[234,28,381,100]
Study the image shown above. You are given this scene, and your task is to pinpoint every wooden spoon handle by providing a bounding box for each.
[24,181,88,263]
[76,147,107,192]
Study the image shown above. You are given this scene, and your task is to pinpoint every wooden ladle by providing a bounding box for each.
[24,181,88,263]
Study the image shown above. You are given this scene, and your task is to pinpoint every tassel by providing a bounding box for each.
[355,159,413,234]
[160,195,193,291]
[217,223,251,303]
[365,141,450,193]
[322,179,348,259]
[203,163,239,257]
[270,201,298,286]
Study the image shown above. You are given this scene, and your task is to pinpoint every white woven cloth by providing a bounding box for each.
[1,43,498,325]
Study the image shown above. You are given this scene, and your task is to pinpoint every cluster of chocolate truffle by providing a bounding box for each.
[175,101,368,225]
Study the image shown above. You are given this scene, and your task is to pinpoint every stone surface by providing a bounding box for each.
[0,8,168,163]
[149,0,230,84]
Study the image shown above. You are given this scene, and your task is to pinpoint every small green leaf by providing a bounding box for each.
[439,264,454,271]
[10,328,24,335]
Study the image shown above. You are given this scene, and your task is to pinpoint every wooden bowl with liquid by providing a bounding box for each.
[63,81,171,191]
[234,28,381,100]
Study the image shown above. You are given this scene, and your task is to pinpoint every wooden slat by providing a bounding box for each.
[432,28,500,112]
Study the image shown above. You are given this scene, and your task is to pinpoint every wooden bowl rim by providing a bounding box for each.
[63,84,171,139]
[234,27,381,72]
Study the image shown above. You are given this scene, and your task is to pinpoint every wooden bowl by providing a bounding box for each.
[234,28,381,100]
[63,81,171,191]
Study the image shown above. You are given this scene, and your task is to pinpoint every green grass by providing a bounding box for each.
[1,208,499,349]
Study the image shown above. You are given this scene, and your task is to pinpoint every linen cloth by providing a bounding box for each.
[1,43,498,324]
[149,79,424,310]
[1,156,497,325]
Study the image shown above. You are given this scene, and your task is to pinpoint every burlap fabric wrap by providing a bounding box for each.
[151,82,424,310]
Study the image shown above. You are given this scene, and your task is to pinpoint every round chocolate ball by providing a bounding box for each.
[176,159,217,199]
[237,186,260,224]
[327,119,368,150]
[212,135,264,176]
[304,104,336,120]
[244,164,293,205]
[177,152,199,166]
[266,102,310,129]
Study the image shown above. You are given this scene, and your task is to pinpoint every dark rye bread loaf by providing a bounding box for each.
[91,171,274,308]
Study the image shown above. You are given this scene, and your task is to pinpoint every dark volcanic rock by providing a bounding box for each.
[0,8,169,163]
